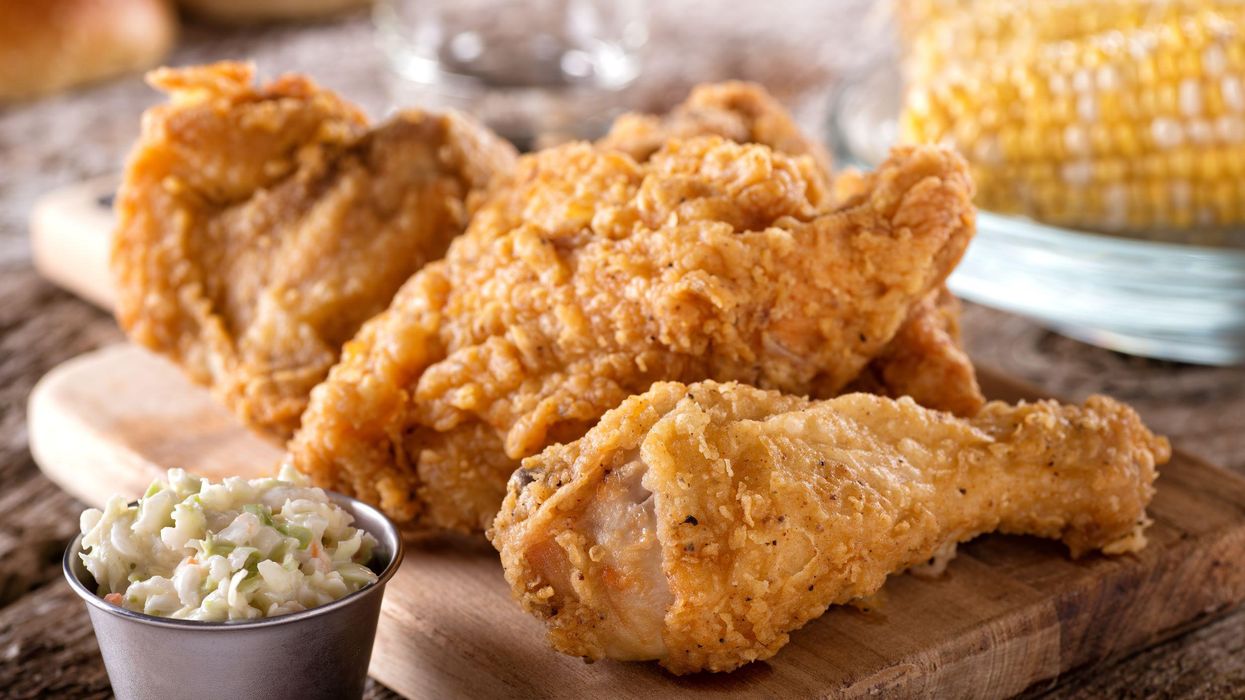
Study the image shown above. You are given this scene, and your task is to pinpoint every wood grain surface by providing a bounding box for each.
[26,343,1245,698]
[3,6,1245,699]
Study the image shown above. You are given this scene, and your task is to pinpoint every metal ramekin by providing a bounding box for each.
[63,492,404,700]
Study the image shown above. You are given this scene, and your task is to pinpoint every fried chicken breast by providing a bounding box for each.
[288,141,976,530]
[111,61,517,437]
[490,380,1170,674]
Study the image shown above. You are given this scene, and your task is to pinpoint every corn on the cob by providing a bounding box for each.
[898,0,1237,83]
[899,2,1245,237]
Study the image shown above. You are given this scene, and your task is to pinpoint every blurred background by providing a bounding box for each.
[1,1,1244,697]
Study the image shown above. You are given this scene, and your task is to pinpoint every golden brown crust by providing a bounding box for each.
[111,61,517,437]
[288,142,976,529]
[848,286,985,415]
[491,381,1170,674]
[598,81,833,178]
[603,85,983,417]
[0,0,176,100]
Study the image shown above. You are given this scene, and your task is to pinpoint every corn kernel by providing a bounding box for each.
[898,3,1245,232]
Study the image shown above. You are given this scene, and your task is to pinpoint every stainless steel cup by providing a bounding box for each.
[63,493,404,700]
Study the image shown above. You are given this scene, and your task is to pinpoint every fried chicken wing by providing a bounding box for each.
[846,285,984,415]
[288,142,976,530]
[111,61,517,437]
[490,380,1170,674]
[831,165,984,415]
[602,82,984,416]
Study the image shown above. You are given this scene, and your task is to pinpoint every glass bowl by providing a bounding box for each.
[827,60,1245,366]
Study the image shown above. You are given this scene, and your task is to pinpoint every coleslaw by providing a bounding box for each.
[78,466,378,621]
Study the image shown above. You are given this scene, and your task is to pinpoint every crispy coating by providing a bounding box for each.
[490,380,1170,674]
[598,81,833,178]
[288,142,977,530]
[832,162,984,415]
[830,166,870,203]
[601,82,981,416]
[111,61,517,437]
[847,286,984,415]
[602,83,983,416]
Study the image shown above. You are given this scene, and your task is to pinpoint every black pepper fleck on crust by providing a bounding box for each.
[513,468,538,489]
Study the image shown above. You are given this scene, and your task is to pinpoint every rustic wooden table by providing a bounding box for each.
[1,9,1243,699]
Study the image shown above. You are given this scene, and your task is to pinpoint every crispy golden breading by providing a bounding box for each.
[601,82,981,416]
[598,81,833,177]
[830,165,870,203]
[848,286,984,415]
[830,162,984,415]
[490,380,1170,674]
[111,61,517,437]
[288,142,976,530]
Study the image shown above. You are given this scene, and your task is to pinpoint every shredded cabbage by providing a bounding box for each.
[78,466,378,621]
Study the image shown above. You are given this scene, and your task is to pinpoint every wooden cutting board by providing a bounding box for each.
[28,343,1245,699]
[26,179,1245,697]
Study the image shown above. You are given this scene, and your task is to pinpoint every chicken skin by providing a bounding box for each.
[288,141,976,530]
[111,61,517,437]
[600,81,982,415]
[490,380,1170,674]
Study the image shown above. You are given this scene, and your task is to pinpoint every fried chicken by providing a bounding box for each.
[830,171,984,416]
[288,141,976,530]
[597,81,833,178]
[846,286,983,416]
[599,81,982,415]
[490,380,1170,674]
[111,61,517,437]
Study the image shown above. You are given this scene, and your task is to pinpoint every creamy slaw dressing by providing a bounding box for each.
[78,467,378,621]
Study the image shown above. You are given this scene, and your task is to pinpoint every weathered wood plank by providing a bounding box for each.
[0,582,111,699]
[0,269,123,485]
[0,473,84,607]
[1046,608,1245,699]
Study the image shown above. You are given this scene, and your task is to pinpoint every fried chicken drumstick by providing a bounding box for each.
[491,381,1170,674]
[288,141,976,530]
[111,61,516,437]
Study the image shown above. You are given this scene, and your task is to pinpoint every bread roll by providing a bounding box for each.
[0,0,176,101]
